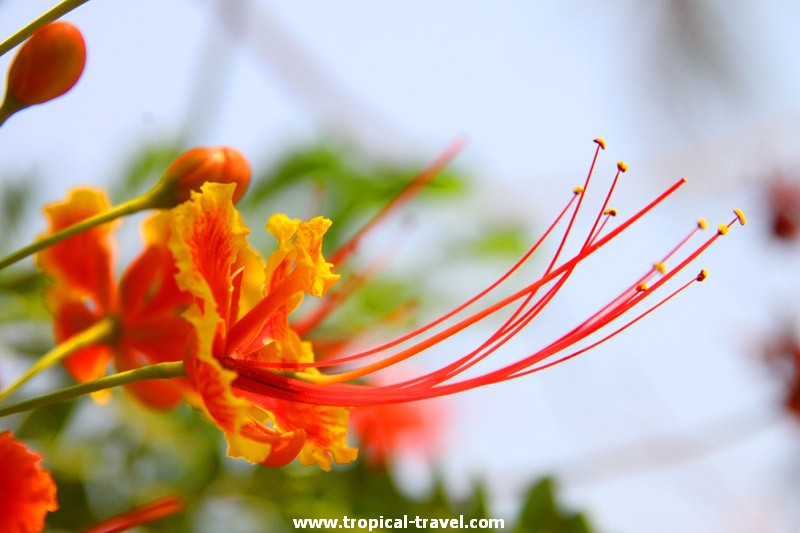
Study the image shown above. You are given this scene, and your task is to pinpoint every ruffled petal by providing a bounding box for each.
[169,183,249,344]
[37,188,116,311]
[264,214,339,301]
[0,431,58,533]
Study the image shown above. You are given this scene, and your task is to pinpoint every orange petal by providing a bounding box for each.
[118,213,194,366]
[0,431,58,533]
[242,391,357,471]
[119,214,190,319]
[240,419,306,468]
[38,188,116,311]
[46,288,111,383]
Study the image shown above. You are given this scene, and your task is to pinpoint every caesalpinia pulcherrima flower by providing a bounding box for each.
[0,431,58,533]
[168,182,357,469]
[164,139,744,470]
[0,21,86,125]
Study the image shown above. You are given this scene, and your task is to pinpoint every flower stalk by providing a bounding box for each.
[0,361,186,418]
[0,195,150,271]
[0,0,91,58]
[0,316,117,402]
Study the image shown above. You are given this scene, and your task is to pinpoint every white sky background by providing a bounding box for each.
[2,1,800,532]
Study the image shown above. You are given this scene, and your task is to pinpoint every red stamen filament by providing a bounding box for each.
[328,138,465,267]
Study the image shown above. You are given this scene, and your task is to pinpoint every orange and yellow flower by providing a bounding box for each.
[0,431,58,533]
[168,182,356,469]
[38,188,193,409]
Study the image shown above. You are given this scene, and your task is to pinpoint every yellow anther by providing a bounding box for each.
[603,207,618,217]
[734,208,747,226]
[594,137,606,150]
[636,282,648,292]
[573,186,584,195]
[617,160,629,173]
[653,262,667,274]
[697,218,708,230]
[717,223,729,235]
[696,269,708,282]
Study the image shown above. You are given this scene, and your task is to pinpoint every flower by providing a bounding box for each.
[0,431,58,533]
[163,177,405,469]
[2,21,86,110]
[37,188,193,409]
[166,140,744,470]
[168,182,356,470]
[214,140,745,409]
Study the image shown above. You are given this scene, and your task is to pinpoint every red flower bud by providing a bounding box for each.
[149,147,251,208]
[4,21,86,108]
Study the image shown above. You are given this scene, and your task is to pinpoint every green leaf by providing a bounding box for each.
[515,477,594,533]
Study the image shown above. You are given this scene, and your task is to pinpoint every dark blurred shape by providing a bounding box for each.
[762,325,800,419]
[638,0,754,135]
[766,172,800,242]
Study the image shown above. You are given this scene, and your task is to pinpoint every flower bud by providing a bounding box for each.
[4,21,86,109]
[149,147,251,208]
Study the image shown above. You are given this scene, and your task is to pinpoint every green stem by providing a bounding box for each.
[0,193,153,271]
[0,317,116,402]
[0,0,92,58]
[0,361,185,418]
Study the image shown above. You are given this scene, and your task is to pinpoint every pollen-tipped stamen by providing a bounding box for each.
[584,161,627,247]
